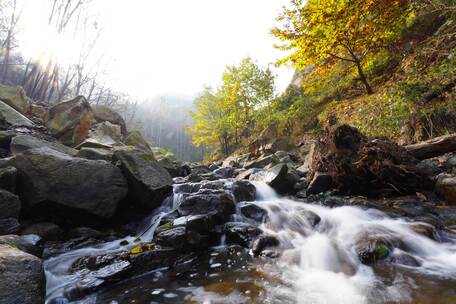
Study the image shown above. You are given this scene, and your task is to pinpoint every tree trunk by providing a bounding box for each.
[355,60,373,95]
[405,133,456,160]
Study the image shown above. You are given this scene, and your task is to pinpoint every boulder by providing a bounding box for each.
[236,168,262,180]
[244,154,279,169]
[45,96,93,146]
[0,235,42,257]
[158,157,190,178]
[0,166,17,193]
[239,202,268,223]
[10,134,78,156]
[92,105,127,137]
[13,147,128,219]
[28,103,48,122]
[229,180,256,202]
[0,85,29,114]
[0,130,16,148]
[0,218,20,235]
[114,150,172,210]
[436,174,456,205]
[20,222,64,241]
[0,244,45,304]
[178,191,236,222]
[77,121,122,149]
[76,147,113,161]
[306,172,334,195]
[214,166,234,178]
[250,164,294,194]
[0,100,34,127]
[123,130,152,152]
[251,235,279,256]
[224,222,262,247]
[0,189,20,219]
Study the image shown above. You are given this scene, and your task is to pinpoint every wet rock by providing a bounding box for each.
[0,85,29,114]
[20,222,64,241]
[76,147,113,161]
[0,100,34,127]
[306,172,333,195]
[410,222,438,240]
[213,166,234,178]
[68,227,106,239]
[0,130,16,148]
[114,150,172,210]
[356,239,392,265]
[174,214,217,234]
[178,191,236,222]
[46,96,93,146]
[244,154,279,169]
[10,134,78,156]
[14,147,128,219]
[229,180,256,202]
[239,202,268,223]
[224,222,262,247]
[0,234,42,257]
[0,244,44,304]
[390,250,421,267]
[190,164,212,175]
[156,226,211,251]
[302,209,321,227]
[252,235,279,256]
[92,105,127,137]
[173,173,203,184]
[260,250,280,258]
[250,164,293,194]
[0,218,20,235]
[436,174,456,205]
[65,259,132,301]
[0,166,17,192]
[43,237,103,259]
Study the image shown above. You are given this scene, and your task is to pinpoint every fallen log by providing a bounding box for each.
[405,134,456,160]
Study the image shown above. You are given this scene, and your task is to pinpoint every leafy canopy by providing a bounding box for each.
[188,58,275,156]
[273,0,411,94]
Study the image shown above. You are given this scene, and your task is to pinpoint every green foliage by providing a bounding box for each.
[273,0,412,94]
[187,58,275,156]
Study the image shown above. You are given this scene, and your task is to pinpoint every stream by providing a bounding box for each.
[45,182,456,304]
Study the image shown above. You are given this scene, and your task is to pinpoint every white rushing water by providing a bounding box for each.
[253,184,456,304]
[44,181,456,303]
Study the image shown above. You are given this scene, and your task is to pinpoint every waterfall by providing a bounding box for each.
[251,183,456,303]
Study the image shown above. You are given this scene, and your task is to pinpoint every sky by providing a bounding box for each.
[18,0,294,100]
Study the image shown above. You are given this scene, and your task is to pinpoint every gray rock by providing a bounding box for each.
[0,166,17,193]
[236,168,262,180]
[0,218,20,235]
[0,85,29,114]
[178,191,236,222]
[46,96,93,146]
[239,202,268,223]
[0,189,20,219]
[306,172,334,195]
[0,234,42,257]
[14,147,128,218]
[252,235,279,256]
[114,150,172,210]
[0,244,44,304]
[250,164,294,194]
[10,134,78,156]
[224,222,262,247]
[436,174,456,205]
[244,154,279,169]
[92,105,127,137]
[21,222,64,241]
[0,100,34,127]
[76,147,113,161]
[213,166,234,178]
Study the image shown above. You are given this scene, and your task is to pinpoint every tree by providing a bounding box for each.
[272,0,411,94]
[188,58,275,156]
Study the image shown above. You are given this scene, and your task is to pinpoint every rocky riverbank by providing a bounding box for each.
[1,85,456,303]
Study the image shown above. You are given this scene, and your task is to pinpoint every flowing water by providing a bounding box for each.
[45,182,456,303]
